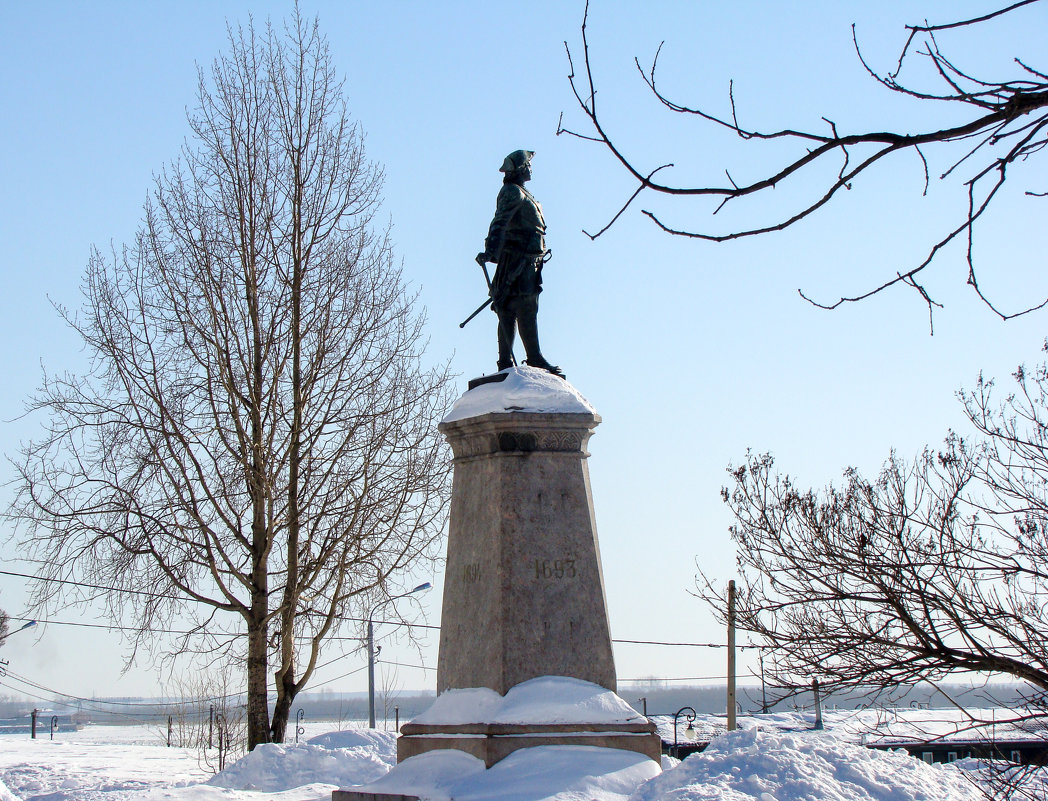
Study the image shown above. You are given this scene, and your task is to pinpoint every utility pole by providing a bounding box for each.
[727,579,737,731]
[367,617,376,728]
[813,679,824,730]
[759,651,768,714]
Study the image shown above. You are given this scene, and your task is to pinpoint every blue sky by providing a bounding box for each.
[2,1,1046,709]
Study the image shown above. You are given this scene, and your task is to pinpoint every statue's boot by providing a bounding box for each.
[518,308,564,378]
[527,358,565,378]
[496,313,516,371]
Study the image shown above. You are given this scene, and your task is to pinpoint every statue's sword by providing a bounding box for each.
[459,254,495,328]
[459,297,492,329]
[475,252,493,291]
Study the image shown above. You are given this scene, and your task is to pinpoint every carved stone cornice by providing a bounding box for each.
[439,411,600,461]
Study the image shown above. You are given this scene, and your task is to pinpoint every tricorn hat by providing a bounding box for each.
[499,149,535,173]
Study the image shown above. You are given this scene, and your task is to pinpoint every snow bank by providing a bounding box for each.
[0,735,208,800]
[442,366,595,422]
[455,745,660,801]
[629,727,983,801]
[495,676,646,725]
[410,676,646,726]
[306,728,397,753]
[358,745,659,801]
[0,777,18,801]
[208,731,397,792]
[409,686,504,725]
[357,748,486,801]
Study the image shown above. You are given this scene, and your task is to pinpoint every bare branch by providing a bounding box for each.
[706,354,1048,714]
[561,1,1048,325]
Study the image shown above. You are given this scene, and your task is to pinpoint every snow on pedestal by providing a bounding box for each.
[409,676,645,727]
[395,675,661,768]
[442,366,595,422]
[337,678,660,801]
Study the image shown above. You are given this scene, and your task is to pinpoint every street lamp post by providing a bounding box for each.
[366,618,377,728]
[367,582,431,729]
[1,621,37,675]
[2,620,37,645]
[672,705,697,759]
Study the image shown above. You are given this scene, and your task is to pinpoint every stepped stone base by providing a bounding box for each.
[397,720,661,767]
[333,720,662,801]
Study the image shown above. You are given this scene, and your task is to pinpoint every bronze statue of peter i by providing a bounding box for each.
[476,149,562,377]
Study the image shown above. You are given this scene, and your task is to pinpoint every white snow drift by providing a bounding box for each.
[442,366,595,422]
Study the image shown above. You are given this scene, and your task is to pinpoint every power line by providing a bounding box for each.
[0,677,162,723]
[614,638,767,650]
[308,662,368,691]
[4,569,762,650]
[1,664,244,708]
[618,675,763,683]
[8,615,370,643]
[0,668,225,723]
[10,615,213,637]
[10,611,741,652]
[378,660,434,672]
[0,568,183,602]
[0,624,417,708]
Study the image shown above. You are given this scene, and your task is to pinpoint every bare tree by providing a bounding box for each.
[10,12,451,749]
[560,1,1048,329]
[703,347,1048,714]
[0,609,8,649]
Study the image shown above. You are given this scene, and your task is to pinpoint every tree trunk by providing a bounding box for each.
[245,609,271,749]
[271,670,297,743]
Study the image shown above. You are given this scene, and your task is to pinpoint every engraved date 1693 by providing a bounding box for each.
[533,558,577,580]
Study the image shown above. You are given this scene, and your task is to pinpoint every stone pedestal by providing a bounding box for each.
[435,408,616,694]
[333,369,660,801]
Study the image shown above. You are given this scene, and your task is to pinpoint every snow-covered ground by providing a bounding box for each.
[2,716,1042,801]
[0,722,397,801]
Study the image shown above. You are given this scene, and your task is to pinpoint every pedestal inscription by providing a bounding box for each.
[436,410,616,694]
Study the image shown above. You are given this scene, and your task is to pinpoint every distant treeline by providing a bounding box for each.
[0,682,1030,725]
[0,692,438,726]
[623,681,1034,716]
